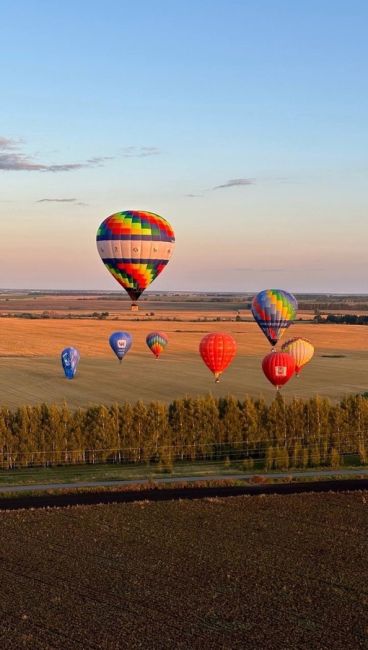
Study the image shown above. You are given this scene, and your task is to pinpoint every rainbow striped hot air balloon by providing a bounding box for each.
[251,289,298,347]
[281,337,314,375]
[96,211,175,307]
[146,331,168,359]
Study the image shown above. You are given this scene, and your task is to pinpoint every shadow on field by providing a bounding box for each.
[1,478,368,510]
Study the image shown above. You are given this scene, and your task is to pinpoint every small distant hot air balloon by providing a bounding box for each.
[96,210,175,309]
[251,289,298,347]
[199,333,237,383]
[281,337,314,376]
[61,347,80,380]
[109,331,132,363]
[262,351,295,390]
[146,332,168,359]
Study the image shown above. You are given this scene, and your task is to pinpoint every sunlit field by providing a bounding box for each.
[0,317,367,407]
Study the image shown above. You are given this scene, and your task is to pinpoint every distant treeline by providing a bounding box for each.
[321,314,368,325]
[308,303,368,311]
[0,394,367,469]
[0,311,110,320]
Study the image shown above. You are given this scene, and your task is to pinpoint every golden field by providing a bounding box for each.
[0,316,366,407]
[0,317,367,357]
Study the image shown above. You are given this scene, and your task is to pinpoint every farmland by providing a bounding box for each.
[0,313,367,407]
[0,491,366,649]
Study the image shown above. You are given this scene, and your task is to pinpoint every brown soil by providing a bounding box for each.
[0,492,366,649]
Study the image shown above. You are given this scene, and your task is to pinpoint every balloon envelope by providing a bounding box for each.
[281,337,314,374]
[251,289,298,346]
[199,333,237,382]
[61,347,80,379]
[262,351,295,389]
[109,331,132,362]
[96,210,175,302]
[146,331,168,358]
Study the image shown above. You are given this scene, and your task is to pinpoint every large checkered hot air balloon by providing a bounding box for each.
[96,211,175,308]
[251,289,298,347]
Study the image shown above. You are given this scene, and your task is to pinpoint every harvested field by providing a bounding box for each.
[0,318,366,357]
[0,492,366,649]
[0,318,367,406]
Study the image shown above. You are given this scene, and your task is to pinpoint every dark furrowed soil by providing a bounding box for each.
[0,492,366,649]
[0,477,368,510]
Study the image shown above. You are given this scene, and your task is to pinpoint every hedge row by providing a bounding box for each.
[0,393,367,469]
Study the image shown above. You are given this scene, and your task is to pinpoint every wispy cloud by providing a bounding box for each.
[184,193,203,198]
[86,156,114,165]
[37,198,77,203]
[0,137,21,150]
[234,267,285,273]
[213,178,255,190]
[0,136,113,173]
[120,146,160,158]
[37,198,88,206]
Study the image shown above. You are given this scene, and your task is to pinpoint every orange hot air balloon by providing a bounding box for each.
[281,337,314,375]
[262,351,296,390]
[199,333,237,383]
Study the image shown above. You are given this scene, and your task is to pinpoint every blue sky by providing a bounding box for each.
[0,0,367,291]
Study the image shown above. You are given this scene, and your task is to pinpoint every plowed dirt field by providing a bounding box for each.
[0,492,366,649]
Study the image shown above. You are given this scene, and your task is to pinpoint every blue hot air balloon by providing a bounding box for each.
[109,331,132,362]
[61,347,80,379]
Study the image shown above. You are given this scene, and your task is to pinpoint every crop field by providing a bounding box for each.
[0,319,366,407]
[0,317,367,407]
[0,492,366,649]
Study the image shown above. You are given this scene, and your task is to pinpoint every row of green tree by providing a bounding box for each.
[0,394,367,469]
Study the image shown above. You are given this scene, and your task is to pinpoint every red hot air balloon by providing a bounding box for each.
[199,333,237,383]
[262,352,296,390]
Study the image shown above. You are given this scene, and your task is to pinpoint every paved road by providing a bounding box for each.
[0,467,367,494]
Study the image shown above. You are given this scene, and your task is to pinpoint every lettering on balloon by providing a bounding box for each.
[275,366,287,377]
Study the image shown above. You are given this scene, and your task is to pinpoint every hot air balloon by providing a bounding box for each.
[109,331,132,363]
[146,331,168,359]
[61,347,80,380]
[96,210,175,309]
[199,333,237,383]
[281,337,314,376]
[251,289,298,347]
[262,351,295,390]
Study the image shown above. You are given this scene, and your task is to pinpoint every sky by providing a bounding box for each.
[0,0,367,293]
